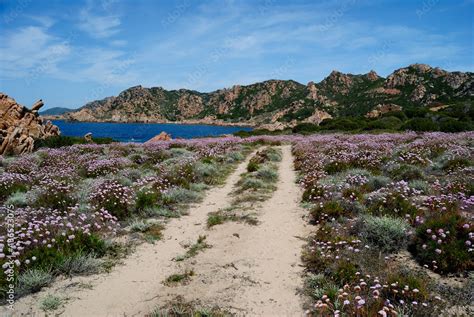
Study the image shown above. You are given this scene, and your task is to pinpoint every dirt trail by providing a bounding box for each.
[10,145,309,316]
[156,145,310,316]
[10,149,258,316]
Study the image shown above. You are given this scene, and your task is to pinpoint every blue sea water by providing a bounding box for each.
[52,120,252,143]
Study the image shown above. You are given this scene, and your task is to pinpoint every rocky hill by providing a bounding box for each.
[0,93,60,155]
[60,64,473,129]
[40,107,75,116]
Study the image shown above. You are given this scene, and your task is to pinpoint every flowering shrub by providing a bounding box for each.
[294,132,473,315]
[30,176,77,210]
[0,205,118,292]
[89,180,134,219]
[84,157,132,177]
[410,213,473,273]
[0,172,29,199]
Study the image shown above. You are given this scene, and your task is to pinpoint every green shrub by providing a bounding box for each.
[402,118,439,131]
[226,151,244,162]
[409,212,473,274]
[324,161,350,174]
[194,162,219,184]
[135,188,160,211]
[256,165,278,182]
[409,180,430,194]
[389,164,425,181]
[304,273,339,301]
[34,135,114,149]
[264,147,282,162]
[365,116,402,130]
[247,160,260,172]
[239,177,266,190]
[17,269,53,294]
[39,294,63,311]
[331,260,358,285]
[292,123,319,134]
[161,188,202,205]
[366,193,419,217]
[128,219,152,232]
[310,200,346,222]
[207,212,225,227]
[366,175,391,191]
[358,215,410,253]
[55,253,102,276]
[439,118,472,132]
[442,158,471,171]
[23,233,106,273]
[5,191,28,207]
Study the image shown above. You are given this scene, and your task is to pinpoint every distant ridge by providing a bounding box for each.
[40,107,76,116]
[58,64,473,129]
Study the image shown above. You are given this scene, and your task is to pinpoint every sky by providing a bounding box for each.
[0,0,473,110]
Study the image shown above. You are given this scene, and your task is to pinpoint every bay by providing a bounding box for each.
[52,120,252,143]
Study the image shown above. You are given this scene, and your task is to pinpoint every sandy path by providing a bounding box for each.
[8,149,259,317]
[157,145,310,316]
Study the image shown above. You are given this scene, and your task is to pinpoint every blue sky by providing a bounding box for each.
[0,0,473,110]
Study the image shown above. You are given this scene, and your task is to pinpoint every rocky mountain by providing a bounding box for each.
[0,93,60,155]
[61,64,473,129]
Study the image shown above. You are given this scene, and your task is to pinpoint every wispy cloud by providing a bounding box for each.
[78,7,121,39]
[0,24,71,79]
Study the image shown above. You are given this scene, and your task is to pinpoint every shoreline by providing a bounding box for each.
[44,116,256,128]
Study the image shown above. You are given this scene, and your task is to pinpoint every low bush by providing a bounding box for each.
[442,158,471,171]
[256,165,278,182]
[89,180,133,219]
[358,215,410,253]
[310,200,346,223]
[402,118,439,132]
[409,212,473,274]
[135,188,160,211]
[5,191,28,207]
[247,160,260,172]
[389,164,425,181]
[55,252,102,276]
[161,188,202,205]
[39,294,63,311]
[17,269,53,294]
[239,177,266,190]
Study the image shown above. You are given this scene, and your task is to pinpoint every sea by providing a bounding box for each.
[52,120,252,143]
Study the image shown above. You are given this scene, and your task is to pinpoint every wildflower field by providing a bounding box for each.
[0,132,472,316]
[0,137,255,300]
[293,132,473,316]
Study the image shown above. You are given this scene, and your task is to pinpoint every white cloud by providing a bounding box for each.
[78,8,121,39]
[0,25,71,80]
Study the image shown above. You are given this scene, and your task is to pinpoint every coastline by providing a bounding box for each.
[44,116,256,128]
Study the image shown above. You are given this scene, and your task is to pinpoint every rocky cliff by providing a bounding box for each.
[60,64,473,129]
[0,93,60,155]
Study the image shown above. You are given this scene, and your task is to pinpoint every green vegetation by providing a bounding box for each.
[164,270,195,286]
[39,294,63,311]
[34,135,115,149]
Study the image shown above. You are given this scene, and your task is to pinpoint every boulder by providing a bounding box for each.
[84,132,93,143]
[0,93,60,155]
[145,131,172,143]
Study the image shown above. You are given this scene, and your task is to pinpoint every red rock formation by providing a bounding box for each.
[144,131,172,143]
[0,93,60,155]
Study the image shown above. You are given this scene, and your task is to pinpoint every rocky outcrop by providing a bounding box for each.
[145,131,172,143]
[303,109,333,125]
[0,93,60,155]
[365,104,402,118]
[57,64,473,126]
